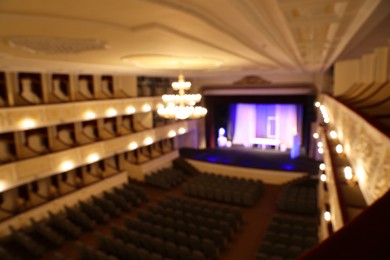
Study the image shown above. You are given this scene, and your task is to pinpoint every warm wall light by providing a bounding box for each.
[19,118,36,129]
[317,141,323,148]
[314,101,321,108]
[106,108,117,117]
[178,127,186,134]
[319,163,326,171]
[168,130,177,137]
[60,160,74,172]
[313,133,319,139]
[143,137,153,145]
[329,130,338,139]
[84,111,96,120]
[126,106,136,114]
[142,104,151,112]
[344,166,353,180]
[0,180,8,193]
[128,142,138,150]
[336,144,343,154]
[324,211,331,222]
[318,147,324,154]
[320,173,327,182]
[86,153,99,163]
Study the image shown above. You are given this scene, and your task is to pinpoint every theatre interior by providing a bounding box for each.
[0,0,389,259]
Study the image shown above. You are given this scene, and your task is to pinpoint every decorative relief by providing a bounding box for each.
[7,36,108,54]
[324,95,390,205]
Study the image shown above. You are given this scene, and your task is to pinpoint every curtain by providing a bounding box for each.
[231,103,298,149]
[231,104,257,147]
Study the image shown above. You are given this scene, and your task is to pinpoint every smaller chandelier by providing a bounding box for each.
[158,72,207,120]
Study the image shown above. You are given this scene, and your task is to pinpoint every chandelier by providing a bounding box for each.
[157,72,207,120]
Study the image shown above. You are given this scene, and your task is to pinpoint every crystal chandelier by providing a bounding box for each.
[157,72,207,120]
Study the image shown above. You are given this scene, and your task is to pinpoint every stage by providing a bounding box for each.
[179,147,320,175]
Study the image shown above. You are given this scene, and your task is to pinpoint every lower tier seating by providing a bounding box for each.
[183,173,264,207]
[256,214,318,260]
[145,168,185,189]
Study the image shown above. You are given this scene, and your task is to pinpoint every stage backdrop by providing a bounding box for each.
[229,103,302,149]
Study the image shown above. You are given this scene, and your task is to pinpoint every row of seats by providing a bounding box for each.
[172,157,201,175]
[111,222,212,259]
[276,179,318,215]
[256,215,318,260]
[145,168,185,189]
[183,173,264,207]
[0,183,147,259]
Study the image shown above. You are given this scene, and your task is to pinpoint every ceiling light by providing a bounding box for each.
[313,133,319,139]
[314,101,321,107]
[317,142,323,148]
[318,147,324,154]
[60,160,74,172]
[143,137,153,145]
[320,173,327,182]
[158,71,207,120]
[178,127,186,134]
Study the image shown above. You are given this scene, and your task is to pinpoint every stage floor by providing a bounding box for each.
[179,147,320,175]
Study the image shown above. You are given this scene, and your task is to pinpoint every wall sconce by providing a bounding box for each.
[126,106,136,114]
[143,137,153,145]
[128,142,138,150]
[320,173,327,182]
[84,111,96,120]
[86,153,100,163]
[318,147,324,154]
[178,127,186,134]
[60,160,74,172]
[313,133,319,139]
[168,130,177,137]
[344,166,354,182]
[317,142,323,148]
[142,104,151,112]
[324,211,331,222]
[106,108,117,117]
[19,118,36,129]
[329,130,338,139]
[319,163,326,171]
[336,144,343,154]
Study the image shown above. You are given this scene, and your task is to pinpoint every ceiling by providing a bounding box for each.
[0,0,388,78]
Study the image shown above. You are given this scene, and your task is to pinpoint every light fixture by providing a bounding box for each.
[313,133,319,139]
[157,71,207,120]
[320,173,327,182]
[318,147,324,154]
[319,163,326,171]
[336,144,343,154]
[329,130,338,139]
[344,166,353,180]
[324,211,331,222]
